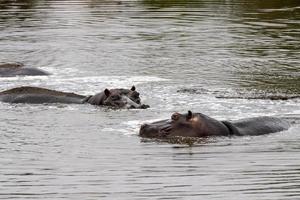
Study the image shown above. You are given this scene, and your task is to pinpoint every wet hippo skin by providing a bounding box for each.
[0,86,149,109]
[139,111,290,138]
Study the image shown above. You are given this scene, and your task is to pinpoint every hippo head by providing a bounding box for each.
[139,111,226,138]
[102,86,149,109]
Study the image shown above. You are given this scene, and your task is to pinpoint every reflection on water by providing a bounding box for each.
[0,0,38,26]
[0,0,299,199]
[0,0,37,9]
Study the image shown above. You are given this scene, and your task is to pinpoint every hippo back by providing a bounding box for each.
[0,87,85,104]
[228,116,290,136]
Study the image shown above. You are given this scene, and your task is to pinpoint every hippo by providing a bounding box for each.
[139,111,290,138]
[0,86,149,109]
[0,63,49,77]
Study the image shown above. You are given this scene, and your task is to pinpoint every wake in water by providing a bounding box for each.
[177,87,300,101]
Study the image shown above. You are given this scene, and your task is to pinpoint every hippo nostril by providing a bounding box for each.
[161,126,172,132]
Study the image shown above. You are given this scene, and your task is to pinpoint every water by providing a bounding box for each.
[0,0,299,199]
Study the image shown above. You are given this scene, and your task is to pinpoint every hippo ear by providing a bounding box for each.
[186,110,193,120]
[104,89,111,97]
[131,85,136,91]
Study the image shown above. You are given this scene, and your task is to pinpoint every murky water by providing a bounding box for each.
[0,0,299,199]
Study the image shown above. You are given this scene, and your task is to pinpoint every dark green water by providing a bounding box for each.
[0,0,299,199]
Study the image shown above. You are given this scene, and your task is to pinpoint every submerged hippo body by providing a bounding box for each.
[0,86,149,109]
[139,111,290,138]
[0,63,49,77]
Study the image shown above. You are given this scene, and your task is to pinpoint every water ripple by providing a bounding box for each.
[0,0,299,199]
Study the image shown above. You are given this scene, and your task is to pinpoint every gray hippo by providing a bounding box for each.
[0,86,149,109]
[139,111,290,138]
[0,63,49,77]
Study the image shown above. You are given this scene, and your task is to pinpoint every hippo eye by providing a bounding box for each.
[171,113,180,121]
[111,95,120,100]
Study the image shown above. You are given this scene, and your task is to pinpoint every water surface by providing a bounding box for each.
[0,0,299,199]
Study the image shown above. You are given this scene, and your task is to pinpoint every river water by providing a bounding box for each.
[0,0,299,199]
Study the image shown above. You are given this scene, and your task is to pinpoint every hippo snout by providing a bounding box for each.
[139,123,166,138]
[139,119,173,138]
[128,104,149,109]
[139,123,150,137]
[140,123,149,131]
[141,104,150,109]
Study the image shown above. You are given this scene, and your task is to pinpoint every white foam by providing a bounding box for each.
[64,75,169,85]
[0,75,49,81]
[122,118,171,136]
[0,75,169,95]
[46,75,169,94]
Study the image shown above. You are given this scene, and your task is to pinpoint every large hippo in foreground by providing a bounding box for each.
[139,111,290,138]
[0,86,149,109]
[0,63,49,77]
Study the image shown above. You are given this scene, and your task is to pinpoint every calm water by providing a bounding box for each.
[0,0,300,199]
